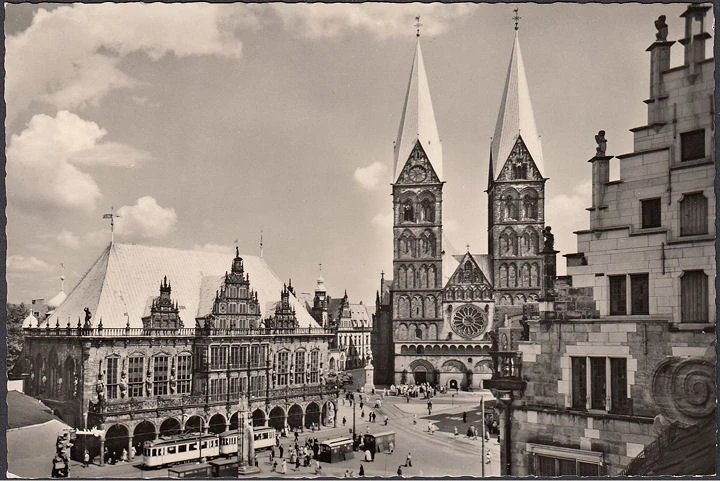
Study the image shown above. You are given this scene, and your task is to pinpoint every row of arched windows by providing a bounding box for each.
[498,293,539,305]
[445,286,491,301]
[398,230,437,258]
[497,187,540,221]
[397,264,438,289]
[498,227,540,257]
[498,263,541,288]
[396,322,438,341]
[396,295,439,319]
[399,193,436,223]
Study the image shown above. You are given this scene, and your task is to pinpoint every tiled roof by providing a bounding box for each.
[491,32,544,179]
[393,38,443,182]
[47,243,319,329]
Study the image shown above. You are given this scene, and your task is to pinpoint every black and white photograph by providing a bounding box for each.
[4,2,716,478]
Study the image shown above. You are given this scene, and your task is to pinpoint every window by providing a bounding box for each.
[641,198,661,228]
[229,377,239,394]
[295,351,306,384]
[210,346,227,370]
[229,346,240,368]
[106,357,119,399]
[309,350,320,383]
[590,357,606,410]
[610,358,628,414]
[571,356,630,414]
[277,351,289,386]
[609,275,627,315]
[681,270,709,323]
[402,200,414,222]
[153,355,169,396]
[176,354,192,394]
[128,356,144,398]
[239,346,248,367]
[528,444,603,476]
[680,129,705,161]
[630,274,649,315]
[680,192,708,236]
[571,357,587,409]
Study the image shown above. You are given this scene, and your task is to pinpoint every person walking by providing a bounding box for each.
[388,441,394,454]
[397,465,403,477]
[412,414,417,425]
[279,444,284,459]
[281,459,287,474]
[486,449,491,464]
[83,449,89,468]
[384,415,389,426]
[462,411,467,423]
[405,452,412,467]
[295,455,301,471]
[454,426,459,437]
[314,460,321,474]
[343,416,347,426]
[359,465,365,476]
[427,400,432,415]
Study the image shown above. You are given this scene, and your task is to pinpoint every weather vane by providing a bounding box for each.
[102,207,120,244]
[513,8,521,31]
[414,16,422,38]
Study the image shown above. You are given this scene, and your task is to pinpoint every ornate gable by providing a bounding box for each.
[446,253,491,288]
[496,136,543,182]
[396,141,441,185]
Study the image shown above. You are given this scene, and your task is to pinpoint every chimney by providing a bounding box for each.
[646,15,674,124]
[679,4,711,78]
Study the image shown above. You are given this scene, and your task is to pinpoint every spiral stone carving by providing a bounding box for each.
[652,357,716,425]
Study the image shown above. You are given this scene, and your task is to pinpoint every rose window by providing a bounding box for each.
[451,304,486,339]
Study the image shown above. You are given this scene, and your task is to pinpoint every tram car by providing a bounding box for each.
[143,433,220,468]
[218,427,276,456]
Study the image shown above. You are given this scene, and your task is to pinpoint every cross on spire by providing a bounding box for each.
[466,244,471,253]
[513,8,521,31]
[102,207,120,244]
[414,16,422,37]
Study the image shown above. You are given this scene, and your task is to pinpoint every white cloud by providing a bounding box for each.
[354,161,389,190]
[271,3,474,39]
[193,242,235,255]
[6,111,150,212]
[115,196,178,239]
[371,211,393,229]
[57,230,81,249]
[6,3,255,118]
[7,255,53,273]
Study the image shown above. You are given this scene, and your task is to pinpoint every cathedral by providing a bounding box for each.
[372,21,548,387]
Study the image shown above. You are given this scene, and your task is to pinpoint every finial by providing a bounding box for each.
[235,245,239,258]
[466,244,470,253]
[414,16,422,38]
[102,206,120,244]
[513,8,521,31]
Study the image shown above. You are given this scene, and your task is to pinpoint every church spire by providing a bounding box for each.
[393,23,443,183]
[490,23,544,181]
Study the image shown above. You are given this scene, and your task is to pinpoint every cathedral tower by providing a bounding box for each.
[488,26,546,307]
[391,32,444,383]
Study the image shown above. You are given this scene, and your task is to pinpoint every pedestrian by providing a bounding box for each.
[473,426,478,440]
[272,460,278,472]
[412,414,417,425]
[454,426,458,437]
[279,444,284,459]
[397,465,403,477]
[270,446,275,461]
[384,416,389,426]
[83,449,89,468]
[343,416,347,426]
[294,430,299,442]
[361,410,365,419]
[388,441,394,454]
[315,460,321,474]
[462,411,467,423]
[359,465,365,477]
[295,456,301,470]
[121,448,128,462]
[360,401,364,410]
[486,450,491,464]
[344,469,351,478]
[405,452,412,467]
[281,459,287,474]
[427,400,432,415]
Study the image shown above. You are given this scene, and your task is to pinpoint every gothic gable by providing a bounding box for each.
[396,141,441,185]
[445,253,491,288]
[496,136,543,182]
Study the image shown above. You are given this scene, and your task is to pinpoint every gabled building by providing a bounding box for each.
[488,6,715,476]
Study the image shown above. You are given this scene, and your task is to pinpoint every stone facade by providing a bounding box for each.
[492,6,715,476]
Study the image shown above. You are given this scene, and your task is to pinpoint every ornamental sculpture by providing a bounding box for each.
[654,15,668,41]
[595,130,607,156]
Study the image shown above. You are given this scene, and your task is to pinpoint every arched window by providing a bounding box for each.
[424,296,436,319]
[522,192,538,219]
[419,266,428,288]
[504,195,519,220]
[398,324,408,340]
[415,328,423,340]
[428,266,436,288]
[499,265,508,288]
[399,266,407,289]
[407,266,415,288]
[530,263,540,287]
[402,199,415,222]
[411,297,423,318]
[420,198,434,222]
[398,297,410,318]
[521,264,530,287]
[508,264,517,287]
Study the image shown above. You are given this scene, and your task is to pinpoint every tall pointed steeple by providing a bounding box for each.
[393,32,443,182]
[490,29,544,180]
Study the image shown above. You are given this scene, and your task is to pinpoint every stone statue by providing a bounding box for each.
[595,130,607,156]
[542,226,555,252]
[245,418,255,466]
[169,367,177,394]
[145,370,153,397]
[83,307,92,329]
[655,15,668,42]
[96,371,106,403]
[119,370,128,398]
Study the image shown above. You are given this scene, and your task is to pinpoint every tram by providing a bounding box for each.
[143,433,220,468]
[218,427,276,456]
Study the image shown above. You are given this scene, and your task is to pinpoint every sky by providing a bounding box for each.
[5,2,708,307]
